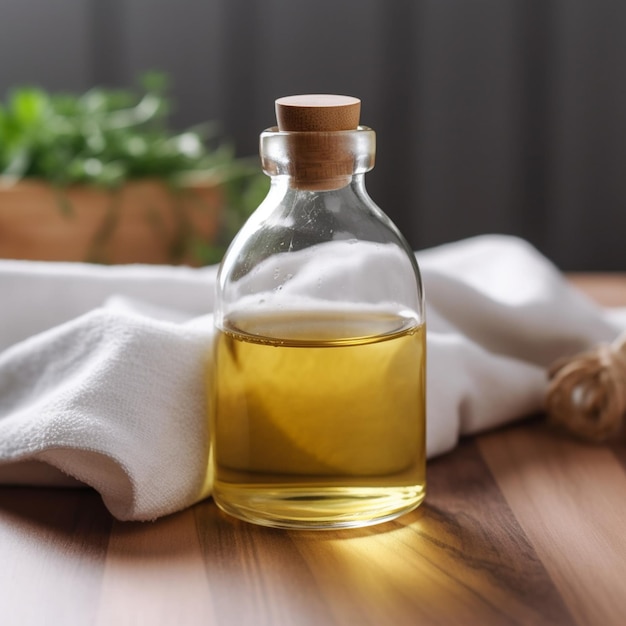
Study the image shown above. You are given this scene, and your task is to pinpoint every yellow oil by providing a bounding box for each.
[209,310,426,529]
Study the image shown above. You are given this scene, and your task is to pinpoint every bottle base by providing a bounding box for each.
[212,484,426,530]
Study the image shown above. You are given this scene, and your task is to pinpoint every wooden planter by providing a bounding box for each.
[0,179,223,265]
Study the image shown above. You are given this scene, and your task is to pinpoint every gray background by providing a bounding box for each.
[1,0,625,270]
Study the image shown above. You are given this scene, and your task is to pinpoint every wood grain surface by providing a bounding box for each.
[1,275,625,626]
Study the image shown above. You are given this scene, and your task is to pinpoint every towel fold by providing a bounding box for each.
[0,234,623,521]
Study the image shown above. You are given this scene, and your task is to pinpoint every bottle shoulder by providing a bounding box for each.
[216,180,424,323]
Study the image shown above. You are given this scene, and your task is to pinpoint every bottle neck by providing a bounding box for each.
[259,126,376,192]
[267,173,369,197]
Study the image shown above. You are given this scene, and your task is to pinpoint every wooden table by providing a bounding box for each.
[1,275,625,626]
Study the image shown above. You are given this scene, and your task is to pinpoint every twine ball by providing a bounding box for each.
[546,332,626,442]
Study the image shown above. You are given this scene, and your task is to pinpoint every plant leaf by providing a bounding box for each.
[9,88,48,128]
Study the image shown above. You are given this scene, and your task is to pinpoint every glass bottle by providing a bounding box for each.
[210,95,426,529]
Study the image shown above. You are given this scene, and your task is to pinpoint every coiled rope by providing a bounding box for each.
[546,332,626,442]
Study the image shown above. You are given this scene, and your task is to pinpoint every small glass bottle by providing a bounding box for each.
[210,95,426,529]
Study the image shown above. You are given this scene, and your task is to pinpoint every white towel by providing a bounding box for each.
[0,235,623,521]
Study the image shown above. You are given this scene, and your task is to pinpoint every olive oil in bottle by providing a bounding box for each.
[211,310,426,528]
[210,94,426,528]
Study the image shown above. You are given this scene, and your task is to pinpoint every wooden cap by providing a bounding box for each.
[275,95,361,132]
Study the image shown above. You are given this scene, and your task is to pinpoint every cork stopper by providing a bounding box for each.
[271,94,363,190]
[275,95,361,132]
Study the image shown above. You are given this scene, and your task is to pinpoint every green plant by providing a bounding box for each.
[0,73,268,263]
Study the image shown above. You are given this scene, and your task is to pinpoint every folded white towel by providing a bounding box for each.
[0,235,623,521]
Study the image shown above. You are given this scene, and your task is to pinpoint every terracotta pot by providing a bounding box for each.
[0,179,222,265]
